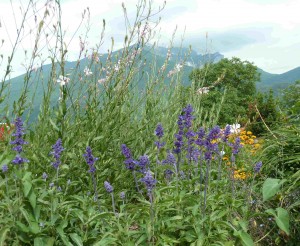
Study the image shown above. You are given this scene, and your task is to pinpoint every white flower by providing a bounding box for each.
[84,67,93,76]
[220,151,225,156]
[56,75,70,86]
[196,87,210,95]
[230,123,241,134]
[175,63,182,72]
[98,78,106,84]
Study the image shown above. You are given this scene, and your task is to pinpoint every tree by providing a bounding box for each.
[247,90,280,135]
[189,57,260,125]
[281,80,300,122]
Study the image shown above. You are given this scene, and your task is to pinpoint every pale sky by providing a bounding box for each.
[1,0,300,78]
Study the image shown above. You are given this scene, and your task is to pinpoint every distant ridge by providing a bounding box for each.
[257,66,300,93]
[2,45,300,121]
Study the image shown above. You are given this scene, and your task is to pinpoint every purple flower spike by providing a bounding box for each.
[121,144,137,171]
[2,164,8,173]
[195,127,206,146]
[164,169,174,179]
[140,170,157,192]
[83,146,98,173]
[121,144,132,159]
[120,191,125,200]
[155,123,164,138]
[254,161,262,173]
[182,104,194,128]
[222,125,231,142]
[12,155,29,165]
[104,181,113,193]
[42,172,48,180]
[10,117,29,165]
[50,139,64,169]
[138,155,150,172]
[231,137,242,155]
[162,151,177,165]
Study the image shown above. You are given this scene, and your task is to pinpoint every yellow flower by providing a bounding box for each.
[248,139,254,145]
[254,143,260,149]
[247,131,252,135]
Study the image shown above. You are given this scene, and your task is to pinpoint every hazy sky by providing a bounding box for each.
[1,0,300,78]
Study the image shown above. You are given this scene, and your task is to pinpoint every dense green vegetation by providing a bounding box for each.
[0,1,299,245]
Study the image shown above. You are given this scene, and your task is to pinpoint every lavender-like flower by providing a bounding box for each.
[254,161,262,173]
[162,151,177,165]
[120,191,125,200]
[173,115,184,154]
[140,170,157,192]
[155,123,164,138]
[83,146,98,173]
[195,127,206,147]
[164,169,174,180]
[222,125,231,142]
[10,117,29,165]
[182,104,195,129]
[84,146,101,211]
[138,155,150,173]
[207,125,221,141]
[121,144,132,159]
[2,164,8,173]
[231,137,243,155]
[203,126,221,154]
[104,181,113,193]
[121,144,136,170]
[50,139,64,169]
[105,181,116,215]
[204,151,212,160]
[42,172,48,180]
[12,155,29,165]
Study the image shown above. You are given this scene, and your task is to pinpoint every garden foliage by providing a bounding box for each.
[0,0,299,245]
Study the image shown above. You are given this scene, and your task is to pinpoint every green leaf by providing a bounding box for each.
[29,222,40,234]
[0,228,10,246]
[22,180,32,197]
[34,237,55,246]
[16,221,29,233]
[70,233,83,246]
[92,136,104,141]
[49,119,59,132]
[166,215,183,221]
[33,205,41,221]
[159,234,180,243]
[267,208,290,235]
[86,212,111,225]
[262,178,285,201]
[237,231,254,246]
[29,190,37,209]
[275,208,290,235]
[56,227,72,246]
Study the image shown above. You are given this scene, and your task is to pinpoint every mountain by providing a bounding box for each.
[258,67,300,93]
[0,45,223,121]
[2,44,300,122]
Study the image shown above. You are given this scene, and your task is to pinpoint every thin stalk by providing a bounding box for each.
[230,154,235,197]
[203,160,211,214]
[111,193,116,215]
[91,174,101,212]
[149,191,155,245]
[155,147,160,180]
[218,146,224,180]
[132,170,141,193]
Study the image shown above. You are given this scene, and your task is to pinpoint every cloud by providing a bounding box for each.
[1,0,300,77]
